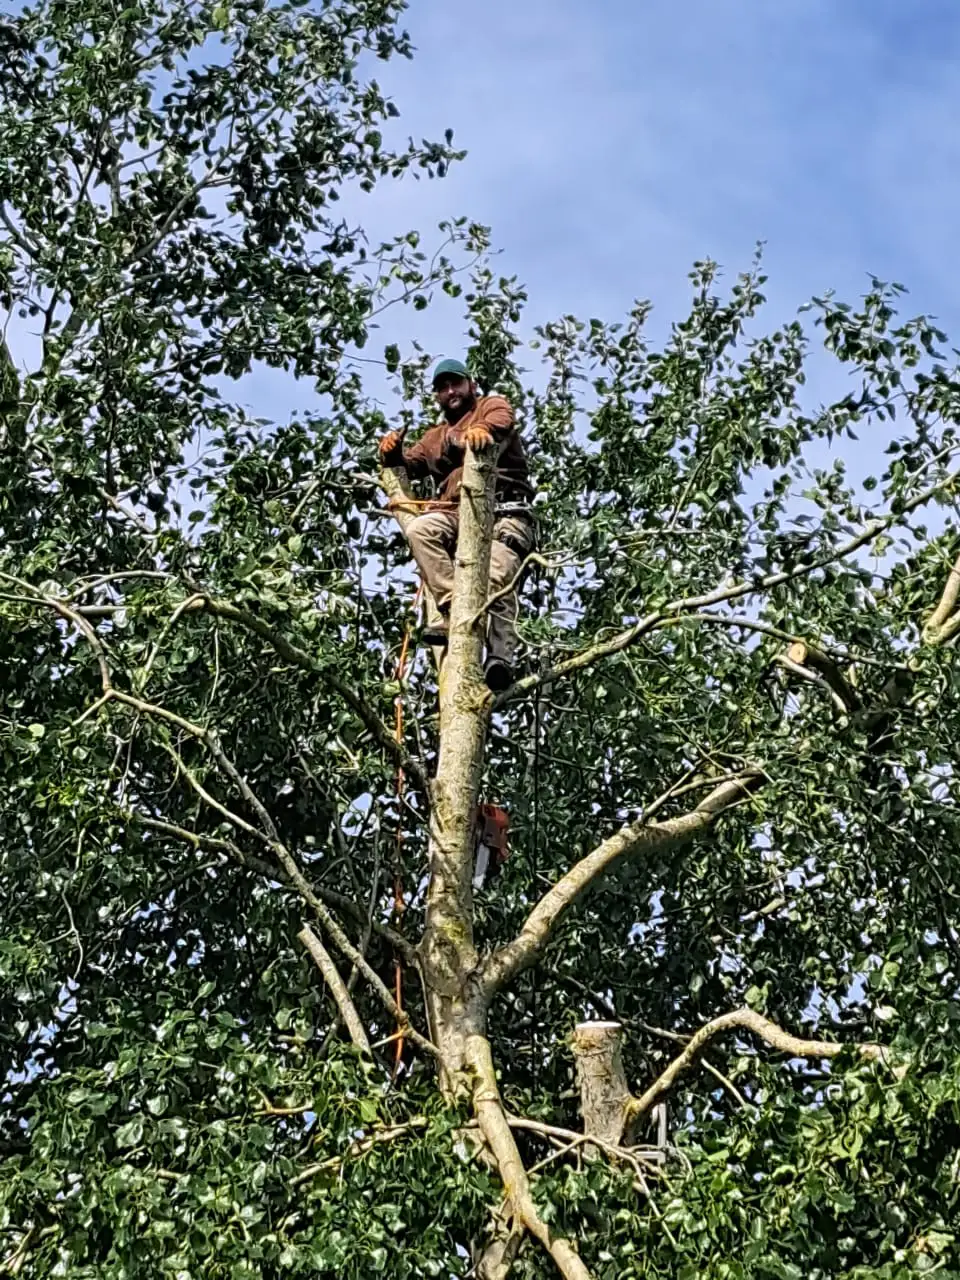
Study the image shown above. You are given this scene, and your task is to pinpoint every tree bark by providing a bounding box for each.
[570,1022,633,1152]
[298,924,371,1055]
[416,442,496,1087]
[380,446,592,1277]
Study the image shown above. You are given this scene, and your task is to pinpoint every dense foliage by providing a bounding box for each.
[4,2,960,1277]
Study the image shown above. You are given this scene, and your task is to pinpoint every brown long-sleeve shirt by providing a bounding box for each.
[385,395,533,504]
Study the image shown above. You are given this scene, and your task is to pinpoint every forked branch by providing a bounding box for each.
[483,771,764,995]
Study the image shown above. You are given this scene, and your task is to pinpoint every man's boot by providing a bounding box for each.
[422,619,448,648]
[422,601,449,649]
[484,657,514,693]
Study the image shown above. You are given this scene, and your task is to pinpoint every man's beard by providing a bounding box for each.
[442,393,475,424]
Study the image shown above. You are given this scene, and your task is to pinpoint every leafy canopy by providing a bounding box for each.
[3,1,960,1277]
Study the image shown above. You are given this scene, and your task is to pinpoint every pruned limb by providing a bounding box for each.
[775,654,853,714]
[628,1007,887,1120]
[484,771,764,995]
[465,1034,594,1280]
[298,924,371,1055]
[781,641,861,712]
[570,1022,633,1151]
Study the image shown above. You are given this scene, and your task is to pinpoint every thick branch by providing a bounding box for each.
[465,1034,593,1280]
[475,1201,523,1280]
[418,441,499,1067]
[628,1007,886,1120]
[925,548,960,644]
[484,772,763,995]
[298,924,371,1055]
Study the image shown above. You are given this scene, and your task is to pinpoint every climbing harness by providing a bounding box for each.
[379,497,536,521]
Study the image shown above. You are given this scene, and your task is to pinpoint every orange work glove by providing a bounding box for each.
[464,424,495,452]
[378,430,404,462]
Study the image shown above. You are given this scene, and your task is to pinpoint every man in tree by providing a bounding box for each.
[378,358,535,691]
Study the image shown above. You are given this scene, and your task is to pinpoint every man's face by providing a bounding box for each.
[434,374,475,423]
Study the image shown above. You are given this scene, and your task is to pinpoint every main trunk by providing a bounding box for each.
[417,445,497,1089]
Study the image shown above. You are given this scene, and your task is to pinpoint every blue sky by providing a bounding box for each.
[249,0,960,425]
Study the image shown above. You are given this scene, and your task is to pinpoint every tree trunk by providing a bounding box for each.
[382,449,593,1278]
[416,444,497,1089]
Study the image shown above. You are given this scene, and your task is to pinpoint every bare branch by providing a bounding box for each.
[465,1035,594,1280]
[628,1007,887,1120]
[483,772,764,995]
[684,612,907,672]
[497,464,960,707]
[505,1114,664,1169]
[469,552,573,628]
[290,1118,428,1188]
[0,201,40,259]
[0,574,113,692]
[298,923,371,1055]
[701,1057,754,1111]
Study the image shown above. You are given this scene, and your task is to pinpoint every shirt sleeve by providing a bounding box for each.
[477,395,515,441]
[400,425,445,479]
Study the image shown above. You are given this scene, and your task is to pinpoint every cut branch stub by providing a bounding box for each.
[571,1022,633,1152]
[379,465,444,634]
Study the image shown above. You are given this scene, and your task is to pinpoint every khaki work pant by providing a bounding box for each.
[406,511,534,665]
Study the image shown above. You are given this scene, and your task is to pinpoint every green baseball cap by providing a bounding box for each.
[432,357,470,385]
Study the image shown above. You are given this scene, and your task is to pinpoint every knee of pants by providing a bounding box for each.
[489,539,521,589]
[408,512,455,553]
